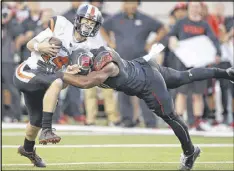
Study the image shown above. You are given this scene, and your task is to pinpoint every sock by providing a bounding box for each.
[24,138,35,152]
[174,68,229,89]
[188,68,230,82]
[42,112,53,130]
[161,113,194,156]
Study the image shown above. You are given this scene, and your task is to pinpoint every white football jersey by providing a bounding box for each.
[25,15,90,70]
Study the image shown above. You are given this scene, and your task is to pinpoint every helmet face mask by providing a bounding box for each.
[79,17,96,37]
[74,4,103,38]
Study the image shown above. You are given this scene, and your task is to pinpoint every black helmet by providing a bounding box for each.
[74,4,103,37]
[71,49,93,75]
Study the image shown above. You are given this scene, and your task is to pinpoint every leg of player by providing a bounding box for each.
[39,78,67,145]
[158,66,234,89]
[17,90,46,167]
[141,69,201,171]
[18,123,45,167]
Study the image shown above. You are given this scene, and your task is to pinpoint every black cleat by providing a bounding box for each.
[226,67,234,83]
[18,146,46,167]
[179,146,201,171]
[39,128,61,145]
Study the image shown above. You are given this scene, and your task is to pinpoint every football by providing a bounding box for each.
[41,37,62,58]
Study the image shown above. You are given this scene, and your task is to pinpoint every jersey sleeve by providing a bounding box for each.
[52,15,69,35]
[32,28,53,43]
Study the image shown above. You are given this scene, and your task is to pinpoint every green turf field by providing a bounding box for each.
[2,129,234,170]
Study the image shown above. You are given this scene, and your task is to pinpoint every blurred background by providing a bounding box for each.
[1,1,234,132]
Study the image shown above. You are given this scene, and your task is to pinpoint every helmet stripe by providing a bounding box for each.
[90,6,96,17]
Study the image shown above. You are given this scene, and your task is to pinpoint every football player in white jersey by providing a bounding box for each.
[13,4,103,167]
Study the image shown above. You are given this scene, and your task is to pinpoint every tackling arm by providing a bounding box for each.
[60,62,118,89]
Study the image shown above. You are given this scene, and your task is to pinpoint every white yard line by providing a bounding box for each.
[2,132,122,136]
[2,161,234,167]
[2,144,234,148]
[2,123,233,137]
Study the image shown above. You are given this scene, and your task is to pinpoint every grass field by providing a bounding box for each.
[2,128,234,170]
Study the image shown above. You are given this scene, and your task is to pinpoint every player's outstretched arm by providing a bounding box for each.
[60,62,118,89]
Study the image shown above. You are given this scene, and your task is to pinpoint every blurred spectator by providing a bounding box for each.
[84,1,121,126]
[201,3,220,38]
[216,25,233,125]
[200,3,219,123]
[167,2,222,130]
[213,2,226,26]
[14,2,30,24]
[171,2,187,21]
[88,0,109,19]
[163,3,187,69]
[223,16,234,127]
[35,8,54,35]
[162,3,188,102]
[58,1,86,124]
[2,3,23,122]
[202,3,234,126]
[163,3,187,70]
[63,1,84,23]
[17,2,42,62]
[101,1,167,128]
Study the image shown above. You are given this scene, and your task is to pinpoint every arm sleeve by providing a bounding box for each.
[204,22,221,56]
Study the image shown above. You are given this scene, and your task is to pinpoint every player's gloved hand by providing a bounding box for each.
[37,60,57,74]
[149,43,165,57]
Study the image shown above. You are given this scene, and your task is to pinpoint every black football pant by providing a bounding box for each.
[135,58,231,155]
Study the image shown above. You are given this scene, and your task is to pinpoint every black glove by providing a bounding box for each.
[37,60,58,74]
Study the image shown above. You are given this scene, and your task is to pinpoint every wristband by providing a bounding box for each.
[34,43,39,52]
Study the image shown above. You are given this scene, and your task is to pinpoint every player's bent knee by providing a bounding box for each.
[25,123,41,141]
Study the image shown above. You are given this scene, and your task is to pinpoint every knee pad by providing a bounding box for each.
[25,123,41,141]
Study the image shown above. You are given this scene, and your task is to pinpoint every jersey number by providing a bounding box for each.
[42,55,69,69]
